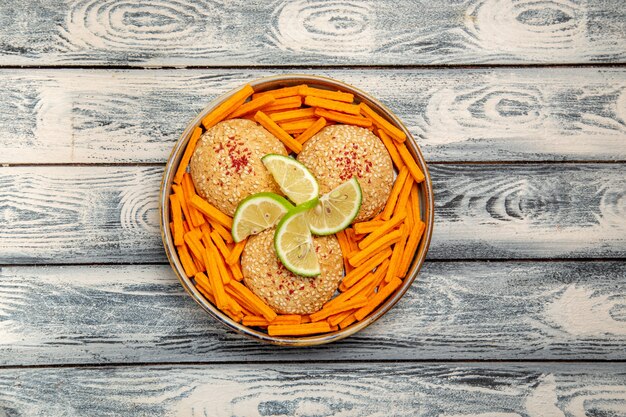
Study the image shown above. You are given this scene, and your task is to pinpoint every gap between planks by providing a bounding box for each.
[2,359,626,372]
[0,63,625,71]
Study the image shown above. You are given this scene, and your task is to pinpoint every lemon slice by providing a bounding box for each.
[274,206,320,277]
[261,154,319,205]
[232,192,293,242]
[306,177,362,235]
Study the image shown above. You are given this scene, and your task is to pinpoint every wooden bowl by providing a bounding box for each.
[160,74,434,346]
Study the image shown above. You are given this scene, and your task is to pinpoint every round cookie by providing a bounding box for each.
[190,119,288,216]
[297,125,393,222]
[241,229,343,315]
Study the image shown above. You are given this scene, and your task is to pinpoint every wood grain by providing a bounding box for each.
[430,163,626,259]
[0,164,623,264]
[0,0,624,66]
[1,261,624,365]
[0,363,625,416]
[0,68,624,164]
[0,166,163,264]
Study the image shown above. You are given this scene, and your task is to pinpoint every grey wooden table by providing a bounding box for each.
[1,1,625,415]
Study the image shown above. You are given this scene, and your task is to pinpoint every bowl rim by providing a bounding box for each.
[159,74,434,346]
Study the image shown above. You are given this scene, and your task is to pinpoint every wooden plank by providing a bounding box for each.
[0,68,625,164]
[0,363,625,415]
[1,261,624,365]
[0,164,623,264]
[0,0,624,66]
[0,166,164,264]
[429,163,626,259]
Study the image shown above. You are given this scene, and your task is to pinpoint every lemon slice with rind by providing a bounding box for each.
[274,205,320,277]
[232,192,293,243]
[305,177,362,235]
[261,154,319,205]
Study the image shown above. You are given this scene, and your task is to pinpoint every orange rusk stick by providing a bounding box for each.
[406,199,414,230]
[200,221,212,236]
[212,244,232,285]
[190,195,233,229]
[195,272,240,314]
[278,118,318,132]
[325,259,389,310]
[328,309,355,327]
[260,96,302,112]
[224,309,244,323]
[304,96,360,115]
[195,280,216,305]
[242,314,302,327]
[253,84,305,100]
[396,220,426,277]
[359,102,406,143]
[243,314,301,327]
[355,277,403,321]
[173,126,203,184]
[210,230,231,259]
[335,229,354,274]
[295,117,327,145]
[225,286,258,316]
[313,108,372,127]
[299,86,354,103]
[198,283,243,323]
[267,321,331,336]
[226,239,246,265]
[229,261,244,281]
[377,129,405,170]
[191,255,204,273]
[336,230,352,257]
[228,94,276,118]
[342,248,392,288]
[172,184,191,222]
[177,245,197,277]
[344,228,360,252]
[169,194,185,246]
[269,107,316,123]
[309,295,368,322]
[242,316,269,327]
[228,280,277,321]
[365,264,389,298]
[336,230,351,256]
[395,142,425,183]
[349,228,402,267]
[359,259,390,298]
[200,229,212,249]
[254,111,302,154]
[204,240,228,309]
[353,219,386,235]
[300,315,311,324]
[211,221,233,244]
[380,167,409,220]
[182,173,206,227]
[393,175,414,219]
[184,231,207,268]
[338,313,357,329]
[201,84,254,129]
[385,225,409,282]
[410,183,420,222]
[358,212,406,250]
[273,315,302,325]
[287,130,307,136]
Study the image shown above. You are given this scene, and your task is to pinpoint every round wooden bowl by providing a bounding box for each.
[160,74,434,346]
